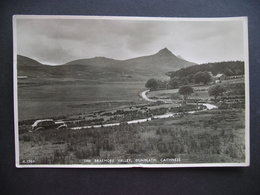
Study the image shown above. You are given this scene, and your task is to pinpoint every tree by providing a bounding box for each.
[178,85,194,101]
[194,71,211,85]
[157,80,168,89]
[208,85,226,100]
[168,78,179,89]
[186,74,194,83]
[145,78,159,91]
[180,77,189,85]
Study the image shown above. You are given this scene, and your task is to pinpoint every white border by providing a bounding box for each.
[13,15,250,168]
[243,17,250,167]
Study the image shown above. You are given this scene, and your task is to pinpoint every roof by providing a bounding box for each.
[32,119,54,127]
[215,74,225,78]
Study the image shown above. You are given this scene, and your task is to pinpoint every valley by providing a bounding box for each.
[16,48,246,165]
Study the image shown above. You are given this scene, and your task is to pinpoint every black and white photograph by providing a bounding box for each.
[13,15,249,168]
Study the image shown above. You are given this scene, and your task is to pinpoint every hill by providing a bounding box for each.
[17,55,122,80]
[65,56,122,68]
[118,48,195,76]
[17,48,196,81]
[167,61,244,79]
[17,55,49,77]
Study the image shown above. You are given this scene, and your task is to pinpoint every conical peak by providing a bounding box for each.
[157,48,175,56]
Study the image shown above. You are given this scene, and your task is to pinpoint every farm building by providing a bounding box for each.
[214,73,226,83]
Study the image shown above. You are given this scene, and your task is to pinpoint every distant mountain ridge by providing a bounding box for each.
[17,48,196,81]
[65,56,122,68]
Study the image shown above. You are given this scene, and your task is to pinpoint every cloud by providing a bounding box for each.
[16,17,246,64]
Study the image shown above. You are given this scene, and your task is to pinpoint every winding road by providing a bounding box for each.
[140,89,217,110]
[71,89,217,130]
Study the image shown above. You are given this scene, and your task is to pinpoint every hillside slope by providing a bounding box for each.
[167,61,245,78]
[115,48,195,77]
[17,48,196,81]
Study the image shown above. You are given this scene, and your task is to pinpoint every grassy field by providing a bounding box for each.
[147,86,210,101]
[18,76,246,165]
[18,79,145,120]
[18,77,244,121]
[19,108,245,164]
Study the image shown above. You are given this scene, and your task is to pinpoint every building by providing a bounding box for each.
[214,74,226,83]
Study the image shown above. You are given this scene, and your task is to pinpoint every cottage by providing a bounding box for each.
[214,74,226,83]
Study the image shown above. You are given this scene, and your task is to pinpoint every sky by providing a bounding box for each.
[16,17,246,65]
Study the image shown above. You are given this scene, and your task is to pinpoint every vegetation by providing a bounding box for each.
[208,85,226,100]
[165,61,244,87]
[178,86,194,100]
[145,61,244,92]
[18,81,144,121]
[16,41,248,168]
[168,78,179,89]
[194,71,211,84]
[167,61,244,78]
[18,55,246,166]
[19,109,245,164]
[145,78,158,90]
[145,78,168,91]
[18,77,246,165]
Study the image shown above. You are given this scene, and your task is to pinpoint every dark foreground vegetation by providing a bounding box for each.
[19,107,245,164]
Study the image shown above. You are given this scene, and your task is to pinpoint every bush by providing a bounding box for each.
[208,85,226,100]
[145,78,159,90]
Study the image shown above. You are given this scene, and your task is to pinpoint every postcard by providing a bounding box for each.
[13,15,249,168]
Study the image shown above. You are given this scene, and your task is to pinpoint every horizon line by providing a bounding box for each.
[17,51,244,66]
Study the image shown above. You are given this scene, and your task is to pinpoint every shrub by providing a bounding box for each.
[208,85,226,100]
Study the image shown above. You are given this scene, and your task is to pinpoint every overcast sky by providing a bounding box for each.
[16,17,246,65]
